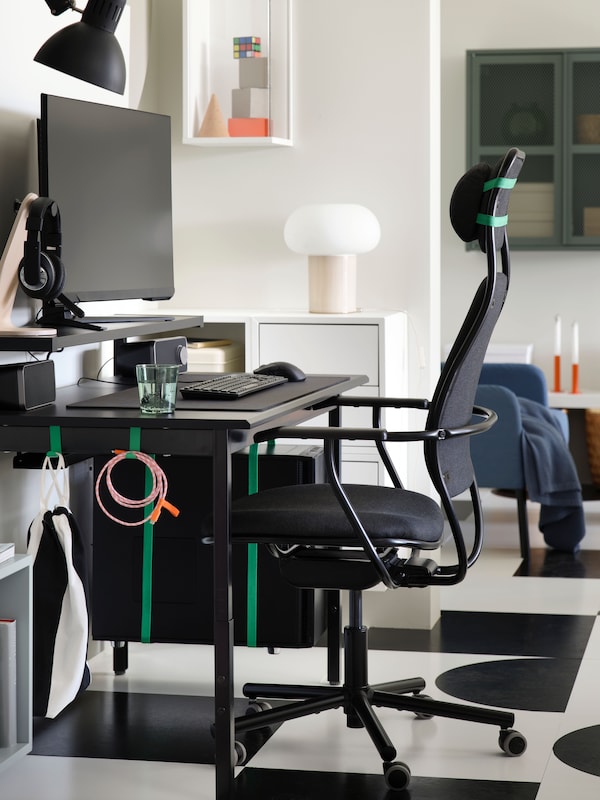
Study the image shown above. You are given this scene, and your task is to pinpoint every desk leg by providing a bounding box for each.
[213,431,235,800]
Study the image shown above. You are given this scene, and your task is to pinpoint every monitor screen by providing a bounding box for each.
[38,94,175,310]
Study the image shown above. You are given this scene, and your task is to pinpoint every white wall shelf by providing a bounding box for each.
[183,0,293,147]
[0,555,32,774]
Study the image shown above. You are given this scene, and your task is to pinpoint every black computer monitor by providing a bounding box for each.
[37,93,175,326]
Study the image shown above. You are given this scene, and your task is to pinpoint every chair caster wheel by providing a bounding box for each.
[234,740,247,766]
[499,728,527,756]
[246,700,272,715]
[384,760,411,791]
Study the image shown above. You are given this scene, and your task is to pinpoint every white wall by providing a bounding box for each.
[0,0,440,548]
[156,0,441,404]
[441,0,600,389]
[0,0,142,550]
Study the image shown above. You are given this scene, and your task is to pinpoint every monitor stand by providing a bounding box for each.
[37,300,105,331]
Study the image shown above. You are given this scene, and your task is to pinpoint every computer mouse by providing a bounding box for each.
[254,361,306,382]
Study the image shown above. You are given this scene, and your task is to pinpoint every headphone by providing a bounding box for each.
[18,196,66,302]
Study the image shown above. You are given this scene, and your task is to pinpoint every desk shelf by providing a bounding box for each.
[0,316,204,353]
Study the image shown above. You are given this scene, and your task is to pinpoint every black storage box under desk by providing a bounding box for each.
[91,444,326,648]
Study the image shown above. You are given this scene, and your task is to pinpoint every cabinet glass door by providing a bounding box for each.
[468,52,562,248]
[567,54,600,244]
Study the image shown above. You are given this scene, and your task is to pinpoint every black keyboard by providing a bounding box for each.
[180,373,288,400]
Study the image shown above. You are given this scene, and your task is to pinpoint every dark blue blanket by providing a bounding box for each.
[518,398,585,552]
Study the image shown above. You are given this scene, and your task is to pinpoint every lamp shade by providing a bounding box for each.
[284,204,381,255]
[34,0,127,95]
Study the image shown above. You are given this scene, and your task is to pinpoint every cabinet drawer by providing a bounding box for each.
[258,323,379,386]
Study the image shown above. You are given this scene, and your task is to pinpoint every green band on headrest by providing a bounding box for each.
[483,177,517,191]
[476,212,509,227]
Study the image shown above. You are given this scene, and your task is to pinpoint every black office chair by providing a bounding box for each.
[229,148,527,791]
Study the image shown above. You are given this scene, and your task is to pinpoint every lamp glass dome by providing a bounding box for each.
[284,204,381,255]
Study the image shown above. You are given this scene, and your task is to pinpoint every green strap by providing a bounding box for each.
[483,176,517,191]
[140,464,155,643]
[246,443,259,647]
[47,425,62,457]
[478,177,516,227]
[476,212,509,228]
[128,427,154,643]
[129,426,142,454]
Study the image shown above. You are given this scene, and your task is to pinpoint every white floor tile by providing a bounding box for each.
[0,756,216,800]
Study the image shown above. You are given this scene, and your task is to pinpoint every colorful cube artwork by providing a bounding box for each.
[233,36,262,59]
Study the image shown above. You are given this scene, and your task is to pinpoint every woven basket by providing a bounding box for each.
[585,408,600,485]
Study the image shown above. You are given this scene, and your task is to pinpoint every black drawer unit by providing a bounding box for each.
[91,444,326,648]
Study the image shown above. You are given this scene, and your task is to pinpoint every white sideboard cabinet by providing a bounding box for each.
[174,309,409,486]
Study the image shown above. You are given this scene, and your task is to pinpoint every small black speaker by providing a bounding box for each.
[114,337,188,377]
[0,360,56,410]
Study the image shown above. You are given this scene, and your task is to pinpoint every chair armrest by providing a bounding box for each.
[319,395,431,411]
[254,407,496,445]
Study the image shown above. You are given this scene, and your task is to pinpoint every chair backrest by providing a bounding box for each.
[426,147,525,500]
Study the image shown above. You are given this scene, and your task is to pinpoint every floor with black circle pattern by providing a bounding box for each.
[2,491,599,799]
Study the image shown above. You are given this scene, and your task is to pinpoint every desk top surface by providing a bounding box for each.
[0,374,367,456]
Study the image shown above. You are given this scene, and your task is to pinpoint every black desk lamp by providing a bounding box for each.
[34,0,127,95]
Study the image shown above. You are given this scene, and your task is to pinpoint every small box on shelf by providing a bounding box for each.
[232,87,269,118]
[228,118,270,137]
[583,207,600,237]
[239,56,269,89]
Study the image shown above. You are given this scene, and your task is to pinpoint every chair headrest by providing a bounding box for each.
[450,154,511,251]
[449,162,492,244]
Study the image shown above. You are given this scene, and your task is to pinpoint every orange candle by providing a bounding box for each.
[553,315,561,392]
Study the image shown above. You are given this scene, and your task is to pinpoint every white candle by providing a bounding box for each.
[554,315,561,357]
[572,321,579,364]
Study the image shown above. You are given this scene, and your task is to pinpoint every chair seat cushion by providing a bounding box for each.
[230,483,445,549]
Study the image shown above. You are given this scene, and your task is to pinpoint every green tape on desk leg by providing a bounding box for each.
[47,425,62,457]
[247,443,259,647]
[129,427,141,454]
[140,455,155,643]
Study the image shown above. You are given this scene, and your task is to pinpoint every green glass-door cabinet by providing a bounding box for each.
[467,48,600,249]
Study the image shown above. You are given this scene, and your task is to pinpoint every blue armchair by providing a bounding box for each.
[471,363,570,561]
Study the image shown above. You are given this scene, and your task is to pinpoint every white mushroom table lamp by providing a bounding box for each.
[284,204,381,313]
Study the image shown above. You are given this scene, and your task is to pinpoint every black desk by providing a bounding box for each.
[0,373,366,800]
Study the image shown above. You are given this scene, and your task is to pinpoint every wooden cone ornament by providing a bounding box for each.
[198,94,229,137]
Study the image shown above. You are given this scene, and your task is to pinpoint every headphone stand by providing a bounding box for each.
[0,193,57,337]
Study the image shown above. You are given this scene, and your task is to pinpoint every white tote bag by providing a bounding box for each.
[27,453,91,718]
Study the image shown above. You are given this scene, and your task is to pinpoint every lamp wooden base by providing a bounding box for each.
[308,255,357,314]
